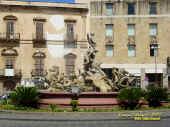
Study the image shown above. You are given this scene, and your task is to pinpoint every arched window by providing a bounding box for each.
[1,48,18,69]
[32,51,46,76]
[64,53,76,75]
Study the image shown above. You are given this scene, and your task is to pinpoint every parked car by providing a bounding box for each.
[0,92,10,102]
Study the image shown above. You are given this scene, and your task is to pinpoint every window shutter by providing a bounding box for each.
[36,23,43,39]
[35,58,44,70]
[65,54,76,75]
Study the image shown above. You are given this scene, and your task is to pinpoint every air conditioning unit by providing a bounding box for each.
[5,69,14,76]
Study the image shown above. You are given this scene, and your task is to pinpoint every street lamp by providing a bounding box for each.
[153,45,159,87]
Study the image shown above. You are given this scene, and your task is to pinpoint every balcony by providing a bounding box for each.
[128,36,135,45]
[0,69,22,79]
[150,35,158,45]
[31,69,48,77]
[105,36,113,45]
[0,33,20,43]
[64,33,77,48]
[33,33,46,44]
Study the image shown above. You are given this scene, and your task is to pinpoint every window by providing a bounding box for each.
[65,23,76,48]
[67,23,74,35]
[106,3,113,16]
[150,24,157,36]
[33,51,45,76]
[106,45,113,57]
[36,22,43,39]
[106,24,113,37]
[128,3,135,15]
[150,3,157,15]
[128,24,135,36]
[150,45,158,56]
[128,45,135,57]
[6,22,14,39]
[64,53,76,75]
[35,58,44,71]
[6,57,14,69]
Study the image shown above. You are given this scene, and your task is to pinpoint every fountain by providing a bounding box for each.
[46,34,137,92]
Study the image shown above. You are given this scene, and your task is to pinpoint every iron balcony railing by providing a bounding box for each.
[64,33,78,48]
[0,69,22,77]
[64,33,78,43]
[33,33,46,44]
[31,69,48,77]
[0,33,20,42]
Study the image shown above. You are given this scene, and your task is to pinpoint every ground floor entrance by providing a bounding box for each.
[145,73,163,88]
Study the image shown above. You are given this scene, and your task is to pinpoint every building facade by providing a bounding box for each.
[0,0,88,95]
[0,0,170,95]
[89,0,170,89]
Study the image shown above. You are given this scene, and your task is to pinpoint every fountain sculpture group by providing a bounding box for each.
[46,34,137,92]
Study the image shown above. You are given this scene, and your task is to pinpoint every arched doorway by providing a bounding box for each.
[3,80,16,92]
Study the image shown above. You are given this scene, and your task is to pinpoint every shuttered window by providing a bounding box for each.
[65,54,76,75]
[7,22,14,34]
[65,23,75,48]
[36,22,43,39]
[66,23,74,39]
[35,57,44,70]
[6,22,14,39]
[6,57,14,69]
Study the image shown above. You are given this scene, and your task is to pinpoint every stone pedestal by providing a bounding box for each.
[163,68,168,88]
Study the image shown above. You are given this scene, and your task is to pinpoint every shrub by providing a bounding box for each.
[118,87,144,110]
[70,100,78,112]
[10,86,40,108]
[49,104,58,112]
[145,87,168,107]
[0,99,12,105]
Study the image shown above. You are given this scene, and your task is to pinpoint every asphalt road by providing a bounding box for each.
[0,111,170,127]
[0,119,170,127]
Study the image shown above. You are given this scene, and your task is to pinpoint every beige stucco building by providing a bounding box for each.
[0,0,170,95]
[89,0,170,89]
[0,0,88,95]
